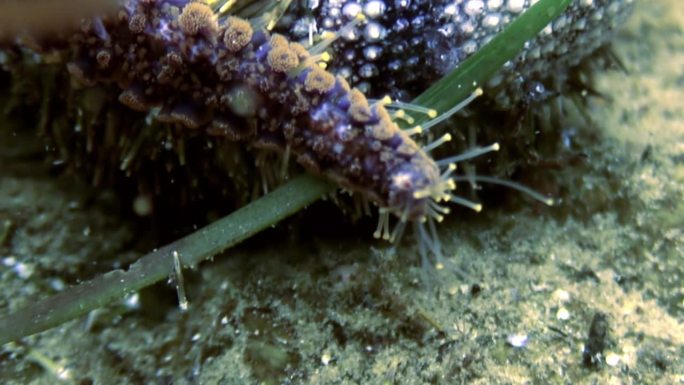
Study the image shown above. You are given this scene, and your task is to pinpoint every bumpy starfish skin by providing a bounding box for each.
[278,0,634,101]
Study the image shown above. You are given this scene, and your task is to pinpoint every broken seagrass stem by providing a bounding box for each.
[0,0,571,345]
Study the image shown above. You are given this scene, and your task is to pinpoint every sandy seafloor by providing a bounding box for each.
[0,1,682,384]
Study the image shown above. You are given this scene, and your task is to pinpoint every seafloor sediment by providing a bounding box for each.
[0,0,682,384]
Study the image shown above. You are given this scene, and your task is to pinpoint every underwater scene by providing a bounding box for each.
[0,0,682,383]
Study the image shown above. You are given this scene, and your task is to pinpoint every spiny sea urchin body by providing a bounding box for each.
[3,0,453,228]
[278,0,634,102]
